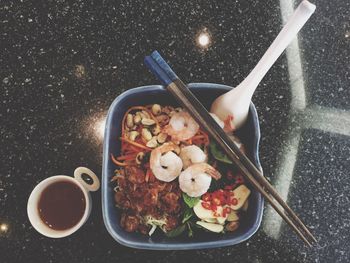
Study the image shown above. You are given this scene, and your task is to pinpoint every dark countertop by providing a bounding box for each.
[1,0,349,262]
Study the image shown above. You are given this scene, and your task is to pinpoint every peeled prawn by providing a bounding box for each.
[179,145,207,169]
[150,142,183,182]
[179,163,221,197]
[163,111,199,141]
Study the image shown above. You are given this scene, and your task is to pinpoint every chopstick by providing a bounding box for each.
[144,51,316,246]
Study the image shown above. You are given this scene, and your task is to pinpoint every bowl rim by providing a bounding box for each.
[102,82,264,250]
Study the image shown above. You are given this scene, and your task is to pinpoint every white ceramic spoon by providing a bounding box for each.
[210,0,316,131]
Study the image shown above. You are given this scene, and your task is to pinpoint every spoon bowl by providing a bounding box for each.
[211,0,316,131]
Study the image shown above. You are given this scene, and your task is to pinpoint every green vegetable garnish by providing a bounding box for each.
[182,193,200,208]
[187,222,193,237]
[165,224,187,238]
[209,141,233,164]
[182,207,194,223]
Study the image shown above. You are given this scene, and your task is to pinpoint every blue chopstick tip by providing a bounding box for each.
[144,55,173,86]
[149,51,178,82]
[151,50,161,57]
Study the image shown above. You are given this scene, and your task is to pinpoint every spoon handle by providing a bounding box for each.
[237,0,315,98]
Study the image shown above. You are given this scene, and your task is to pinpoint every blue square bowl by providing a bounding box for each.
[102,83,264,250]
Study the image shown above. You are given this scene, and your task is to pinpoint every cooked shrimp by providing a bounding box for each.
[179,163,221,197]
[163,111,199,141]
[179,145,207,169]
[150,142,183,182]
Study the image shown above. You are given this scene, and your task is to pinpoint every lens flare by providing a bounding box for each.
[196,29,212,49]
[0,223,9,233]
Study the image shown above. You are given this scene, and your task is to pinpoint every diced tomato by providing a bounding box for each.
[202,193,211,202]
[235,173,245,184]
[222,207,232,217]
[218,196,225,204]
[224,207,231,214]
[201,202,211,210]
[231,198,238,206]
[212,197,221,206]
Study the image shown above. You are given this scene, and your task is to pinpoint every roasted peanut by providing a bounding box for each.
[126,114,134,128]
[129,131,139,141]
[134,114,141,124]
[141,110,150,119]
[141,118,155,126]
[135,152,145,164]
[157,133,167,144]
[146,136,158,148]
[151,104,161,116]
[152,125,161,135]
[141,128,152,141]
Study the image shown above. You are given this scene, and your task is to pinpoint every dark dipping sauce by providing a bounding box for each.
[38,180,86,230]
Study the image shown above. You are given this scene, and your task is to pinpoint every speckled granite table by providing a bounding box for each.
[1,0,349,262]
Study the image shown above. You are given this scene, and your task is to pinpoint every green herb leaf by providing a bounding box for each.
[182,207,194,223]
[187,222,193,237]
[165,224,186,238]
[209,141,233,164]
[190,221,204,230]
[182,193,200,208]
